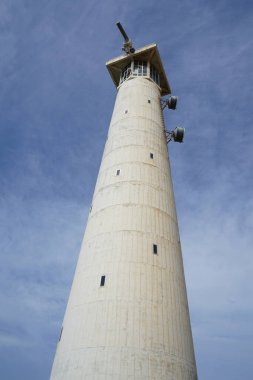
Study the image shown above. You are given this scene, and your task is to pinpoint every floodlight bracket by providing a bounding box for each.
[165,127,185,144]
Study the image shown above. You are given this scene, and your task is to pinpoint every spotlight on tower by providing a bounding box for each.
[173,127,185,142]
[116,21,135,54]
[167,95,178,110]
[161,95,178,110]
[167,127,185,143]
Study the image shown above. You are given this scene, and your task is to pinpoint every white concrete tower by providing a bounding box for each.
[50,40,197,380]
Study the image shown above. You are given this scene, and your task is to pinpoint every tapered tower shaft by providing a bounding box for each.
[50,44,197,380]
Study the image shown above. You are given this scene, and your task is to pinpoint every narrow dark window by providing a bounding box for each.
[148,99,151,103]
[150,153,154,159]
[90,204,93,212]
[100,275,106,287]
[153,244,158,254]
[116,169,120,176]
[125,110,128,114]
[59,327,63,341]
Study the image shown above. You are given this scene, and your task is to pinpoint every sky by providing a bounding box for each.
[0,0,252,379]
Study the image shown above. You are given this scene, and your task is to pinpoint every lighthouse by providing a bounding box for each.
[50,24,197,380]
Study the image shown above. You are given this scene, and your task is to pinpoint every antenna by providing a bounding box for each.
[116,22,135,55]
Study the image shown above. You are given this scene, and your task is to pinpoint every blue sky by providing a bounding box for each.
[0,0,252,379]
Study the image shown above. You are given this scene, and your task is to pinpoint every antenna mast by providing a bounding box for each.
[116,22,135,54]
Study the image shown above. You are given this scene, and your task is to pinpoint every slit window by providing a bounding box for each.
[153,244,158,254]
[125,110,128,114]
[148,99,151,103]
[100,275,106,287]
[116,169,120,176]
[150,153,154,159]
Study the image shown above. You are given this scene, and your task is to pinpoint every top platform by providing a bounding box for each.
[106,44,171,96]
